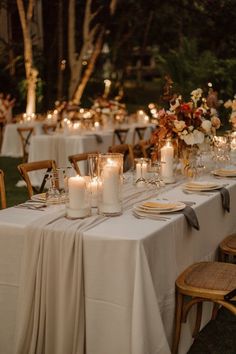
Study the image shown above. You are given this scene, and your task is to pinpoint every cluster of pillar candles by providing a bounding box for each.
[66,153,123,219]
[65,140,176,219]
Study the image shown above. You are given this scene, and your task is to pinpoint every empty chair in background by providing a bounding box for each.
[17,126,35,162]
[108,144,134,172]
[68,151,99,175]
[132,126,148,145]
[17,160,57,198]
[112,128,129,146]
[42,123,57,134]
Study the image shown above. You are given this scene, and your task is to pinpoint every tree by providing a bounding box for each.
[68,0,117,105]
[16,0,38,114]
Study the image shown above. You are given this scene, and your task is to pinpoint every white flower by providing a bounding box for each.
[188,125,194,131]
[174,120,185,131]
[191,88,203,101]
[183,130,204,145]
[183,133,195,145]
[193,129,205,144]
[201,120,212,133]
[224,100,232,109]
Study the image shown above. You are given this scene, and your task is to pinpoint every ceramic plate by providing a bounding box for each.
[212,167,236,177]
[133,201,186,214]
[183,181,221,191]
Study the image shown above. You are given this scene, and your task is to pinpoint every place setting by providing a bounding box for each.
[182,180,230,212]
[132,199,200,230]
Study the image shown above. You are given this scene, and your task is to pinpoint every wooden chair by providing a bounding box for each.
[17,160,57,198]
[42,123,57,134]
[132,126,148,145]
[68,151,99,175]
[108,144,134,172]
[112,128,129,146]
[172,261,236,354]
[0,169,6,209]
[219,234,236,262]
[17,126,35,162]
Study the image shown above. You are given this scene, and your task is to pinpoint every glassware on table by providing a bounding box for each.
[66,175,91,219]
[45,171,61,205]
[133,158,150,186]
[87,153,99,207]
[213,136,230,168]
[97,153,123,216]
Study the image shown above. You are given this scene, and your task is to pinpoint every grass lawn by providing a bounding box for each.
[0,156,28,207]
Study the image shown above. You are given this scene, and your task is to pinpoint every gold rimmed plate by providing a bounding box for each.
[183,181,221,191]
[133,200,186,214]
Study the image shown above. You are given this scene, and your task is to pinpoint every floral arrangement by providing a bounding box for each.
[224,95,236,129]
[151,88,221,147]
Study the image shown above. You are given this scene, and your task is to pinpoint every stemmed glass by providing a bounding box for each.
[46,171,61,204]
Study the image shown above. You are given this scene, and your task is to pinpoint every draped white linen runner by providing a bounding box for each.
[14,182,167,354]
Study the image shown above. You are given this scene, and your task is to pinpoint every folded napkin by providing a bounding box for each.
[219,187,230,213]
[94,134,103,143]
[180,206,200,231]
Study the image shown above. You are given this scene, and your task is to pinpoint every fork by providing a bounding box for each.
[132,211,170,221]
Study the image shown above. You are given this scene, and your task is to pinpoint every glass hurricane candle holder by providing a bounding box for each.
[97,153,123,216]
[66,175,91,219]
[88,153,99,207]
[160,138,176,183]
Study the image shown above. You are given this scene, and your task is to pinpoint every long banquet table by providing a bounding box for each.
[1,122,43,157]
[0,176,236,354]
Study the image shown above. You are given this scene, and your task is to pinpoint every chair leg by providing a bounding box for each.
[211,303,220,320]
[172,291,184,354]
[192,302,202,338]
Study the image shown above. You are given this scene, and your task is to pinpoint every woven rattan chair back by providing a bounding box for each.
[42,123,57,134]
[68,151,99,175]
[17,160,57,198]
[17,126,35,162]
[219,234,236,262]
[172,261,236,354]
[0,169,6,209]
[108,144,134,172]
[112,128,129,146]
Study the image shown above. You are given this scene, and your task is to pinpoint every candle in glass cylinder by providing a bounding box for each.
[88,177,99,207]
[67,175,91,218]
[161,140,175,183]
[136,160,148,180]
[99,158,121,214]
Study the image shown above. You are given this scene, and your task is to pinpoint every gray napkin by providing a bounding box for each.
[219,187,230,212]
[179,206,200,230]
[94,134,103,143]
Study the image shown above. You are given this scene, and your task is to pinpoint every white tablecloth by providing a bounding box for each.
[28,124,153,186]
[1,122,43,157]
[1,178,236,354]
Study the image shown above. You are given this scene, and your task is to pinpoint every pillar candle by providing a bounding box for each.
[67,175,90,218]
[161,141,175,183]
[136,161,148,180]
[100,159,121,214]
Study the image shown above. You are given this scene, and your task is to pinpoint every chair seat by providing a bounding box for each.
[220,234,236,257]
[182,262,236,295]
[172,261,236,354]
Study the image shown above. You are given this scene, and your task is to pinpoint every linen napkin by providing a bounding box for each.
[219,187,230,212]
[179,206,200,230]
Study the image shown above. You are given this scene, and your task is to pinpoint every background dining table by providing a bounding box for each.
[0,176,236,354]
